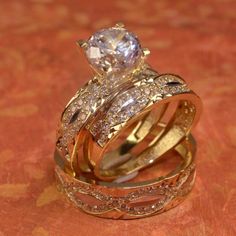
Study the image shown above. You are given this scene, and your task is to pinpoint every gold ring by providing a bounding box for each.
[55,134,196,219]
[54,23,202,218]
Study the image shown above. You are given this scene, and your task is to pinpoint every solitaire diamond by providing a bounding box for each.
[85,27,142,74]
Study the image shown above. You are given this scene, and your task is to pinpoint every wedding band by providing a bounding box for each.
[55,134,196,219]
[84,73,201,180]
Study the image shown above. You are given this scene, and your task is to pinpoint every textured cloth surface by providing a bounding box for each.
[0,0,236,235]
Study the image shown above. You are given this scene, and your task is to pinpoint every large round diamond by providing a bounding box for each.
[85,27,142,74]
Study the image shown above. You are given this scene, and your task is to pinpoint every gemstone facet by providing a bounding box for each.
[85,27,142,74]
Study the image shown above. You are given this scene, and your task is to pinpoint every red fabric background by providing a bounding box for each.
[0,0,235,235]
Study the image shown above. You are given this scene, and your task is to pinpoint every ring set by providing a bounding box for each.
[54,23,202,219]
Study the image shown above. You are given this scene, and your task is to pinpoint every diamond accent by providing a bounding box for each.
[89,74,190,146]
[56,71,190,159]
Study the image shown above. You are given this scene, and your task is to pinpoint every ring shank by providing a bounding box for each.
[55,134,196,219]
[84,93,200,180]
[55,71,202,183]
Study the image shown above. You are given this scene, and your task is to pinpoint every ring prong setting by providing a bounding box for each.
[114,22,125,28]
[76,40,88,49]
[142,48,150,57]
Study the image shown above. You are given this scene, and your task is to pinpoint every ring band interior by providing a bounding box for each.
[84,99,196,179]
[55,133,195,187]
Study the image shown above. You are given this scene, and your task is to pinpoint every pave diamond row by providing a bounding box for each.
[55,164,195,216]
[56,67,155,150]
[58,70,137,141]
[56,70,190,160]
[89,84,154,146]
[90,74,190,146]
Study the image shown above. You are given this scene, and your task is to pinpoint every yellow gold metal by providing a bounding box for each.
[55,134,196,219]
[76,39,88,49]
[82,76,201,181]
[114,22,125,28]
[54,24,202,219]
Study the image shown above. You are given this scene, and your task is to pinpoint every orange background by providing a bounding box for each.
[0,0,236,235]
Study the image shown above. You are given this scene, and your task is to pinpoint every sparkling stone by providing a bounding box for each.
[85,27,142,74]
[84,106,90,111]
[71,106,77,112]
[121,97,135,110]
[80,113,87,120]
[69,109,80,124]
[78,99,83,106]
[144,88,150,95]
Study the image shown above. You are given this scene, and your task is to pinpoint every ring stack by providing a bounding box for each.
[54,23,202,219]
